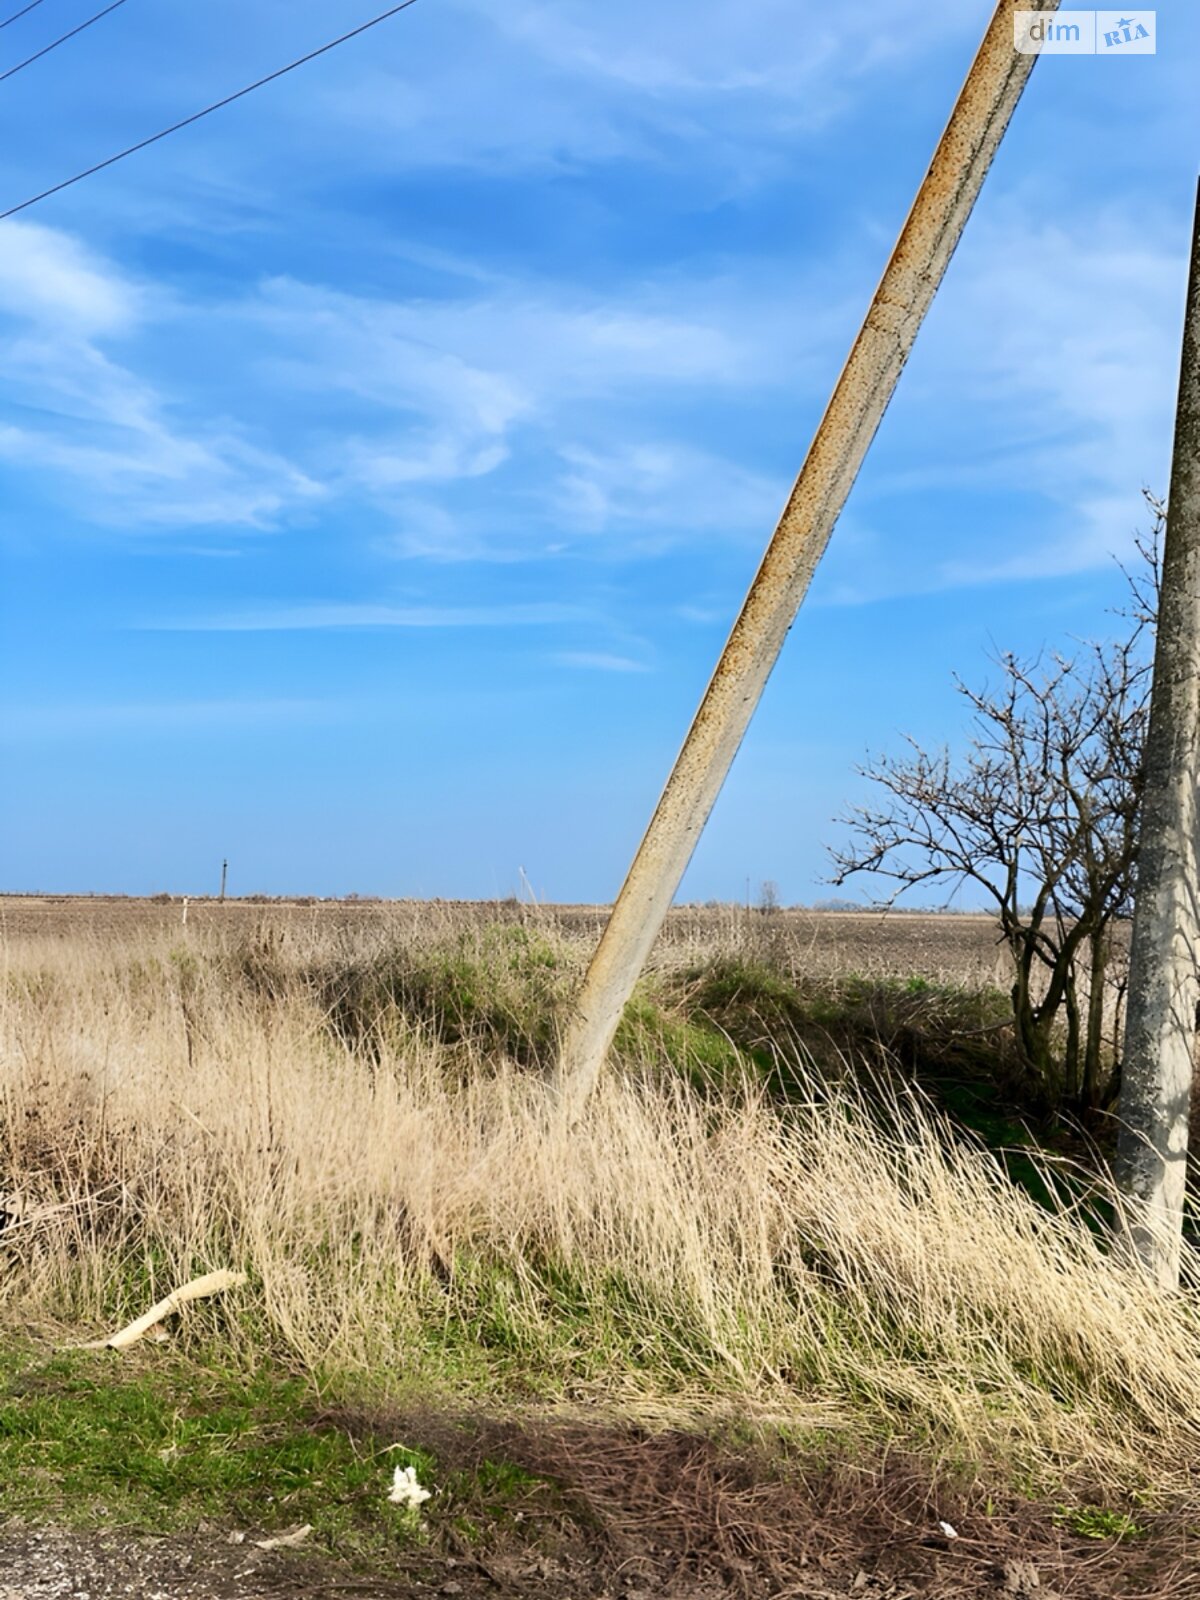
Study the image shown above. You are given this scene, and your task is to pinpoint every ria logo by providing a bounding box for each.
[1013,10,1156,54]
[1098,13,1153,49]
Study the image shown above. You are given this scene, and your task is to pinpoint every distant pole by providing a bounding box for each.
[220,859,228,902]
[552,0,1061,1120]
[1115,181,1200,1290]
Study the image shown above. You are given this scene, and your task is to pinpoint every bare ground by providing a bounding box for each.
[3,1419,1196,1600]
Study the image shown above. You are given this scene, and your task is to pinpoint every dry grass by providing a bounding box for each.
[1,910,1197,1501]
[0,893,1018,989]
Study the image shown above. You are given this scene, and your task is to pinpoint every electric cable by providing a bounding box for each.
[1,0,127,82]
[0,0,421,220]
[0,0,50,31]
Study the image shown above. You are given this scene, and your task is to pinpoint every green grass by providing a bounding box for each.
[1057,1504,1148,1541]
[613,991,749,1090]
[0,1332,1165,1591]
[0,1336,556,1567]
[679,959,1017,1084]
[654,958,1095,1208]
[306,923,572,1067]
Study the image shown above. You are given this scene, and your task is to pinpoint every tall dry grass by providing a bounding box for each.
[1,913,1197,1496]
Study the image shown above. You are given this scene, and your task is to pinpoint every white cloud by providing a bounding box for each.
[0,219,137,335]
[0,419,322,530]
[0,222,322,530]
[926,208,1179,578]
[483,0,975,98]
[147,601,589,630]
[815,200,1184,603]
[252,277,532,434]
[554,650,648,672]
[551,440,782,543]
[249,274,752,424]
[0,158,863,551]
[224,268,818,555]
[1,699,335,738]
[9,189,1174,587]
[314,0,989,181]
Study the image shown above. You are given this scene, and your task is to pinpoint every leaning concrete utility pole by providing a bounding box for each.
[1115,183,1200,1291]
[553,0,1061,1120]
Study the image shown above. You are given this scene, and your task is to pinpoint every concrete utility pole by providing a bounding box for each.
[552,0,1062,1121]
[220,859,228,902]
[1116,182,1200,1291]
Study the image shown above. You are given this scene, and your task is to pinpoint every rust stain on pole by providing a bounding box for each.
[554,0,1061,1119]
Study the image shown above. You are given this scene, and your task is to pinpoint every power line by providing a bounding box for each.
[0,0,127,82]
[0,0,50,31]
[0,0,422,221]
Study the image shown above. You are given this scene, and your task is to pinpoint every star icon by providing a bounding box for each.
[1115,16,1134,27]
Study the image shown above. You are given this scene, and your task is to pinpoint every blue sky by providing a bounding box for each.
[1,0,1196,903]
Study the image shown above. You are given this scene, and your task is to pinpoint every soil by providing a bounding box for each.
[0,1505,1193,1599]
[4,1418,1195,1600]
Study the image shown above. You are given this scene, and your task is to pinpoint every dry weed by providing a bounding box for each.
[0,918,1196,1498]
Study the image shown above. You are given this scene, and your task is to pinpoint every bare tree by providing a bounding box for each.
[829,511,1161,1115]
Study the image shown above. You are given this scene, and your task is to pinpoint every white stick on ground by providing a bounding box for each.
[254,1524,312,1550]
[68,1269,248,1350]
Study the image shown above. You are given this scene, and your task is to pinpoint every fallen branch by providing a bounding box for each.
[68,1269,248,1350]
